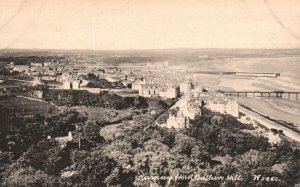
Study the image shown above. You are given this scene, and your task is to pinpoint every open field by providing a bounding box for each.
[75,106,133,123]
[99,122,124,141]
[0,80,31,87]
[0,97,58,116]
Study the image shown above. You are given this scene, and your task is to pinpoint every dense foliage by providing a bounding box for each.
[43,90,148,110]
[0,105,299,187]
[102,56,155,66]
[84,73,125,89]
[0,67,13,76]
[87,80,125,89]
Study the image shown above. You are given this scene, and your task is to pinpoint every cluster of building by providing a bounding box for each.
[194,90,239,118]
[165,100,202,129]
[61,76,103,94]
[138,84,180,99]
[161,85,239,129]
[146,61,169,68]
[4,59,239,122]
[5,59,125,93]
[4,56,191,94]
[133,79,194,99]
[7,62,64,81]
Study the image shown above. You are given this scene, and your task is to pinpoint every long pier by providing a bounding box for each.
[192,71,280,77]
[220,91,300,102]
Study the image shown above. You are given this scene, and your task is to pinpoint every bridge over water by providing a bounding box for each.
[220,91,300,103]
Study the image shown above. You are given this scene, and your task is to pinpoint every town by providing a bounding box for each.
[1,57,240,130]
[2,54,299,145]
[0,52,299,187]
[2,54,300,143]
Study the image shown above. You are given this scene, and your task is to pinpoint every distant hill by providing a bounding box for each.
[1,48,300,58]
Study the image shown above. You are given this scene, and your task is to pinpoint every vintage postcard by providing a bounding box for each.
[0,0,299,186]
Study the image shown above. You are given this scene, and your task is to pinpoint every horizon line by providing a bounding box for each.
[1,47,300,52]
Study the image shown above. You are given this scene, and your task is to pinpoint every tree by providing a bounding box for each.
[172,133,196,156]
[82,121,103,142]
[69,150,116,187]
[282,158,300,185]
[2,168,60,187]
[19,139,71,175]
[191,143,211,164]
[229,150,284,187]
[134,96,148,109]
[143,140,169,154]
[0,151,14,182]
[157,100,168,110]
[86,73,98,80]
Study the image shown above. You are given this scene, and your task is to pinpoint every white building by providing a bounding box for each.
[159,86,180,99]
[166,112,189,129]
[207,99,226,113]
[180,81,194,94]
[63,80,72,89]
[33,90,43,99]
[139,84,161,97]
[43,62,51,67]
[182,101,202,120]
[163,98,202,129]
[132,79,146,90]
[63,79,81,90]
[32,77,42,86]
[207,97,239,118]
[132,82,142,91]
[72,80,80,89]
[13,65,29,74]
[30,62,43,67]
[225,98,239,117]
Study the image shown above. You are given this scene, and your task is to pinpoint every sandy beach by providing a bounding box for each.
[190,56,300,92]
[235,97,300,131]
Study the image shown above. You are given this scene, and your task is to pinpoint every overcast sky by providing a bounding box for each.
[0,0,299,50]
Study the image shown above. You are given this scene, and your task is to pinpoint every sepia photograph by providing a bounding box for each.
[0,0,299,186]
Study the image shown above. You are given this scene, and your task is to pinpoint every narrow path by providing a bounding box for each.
[17,95,57,107]
[7,78,33,83]
[240,106,300,142]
